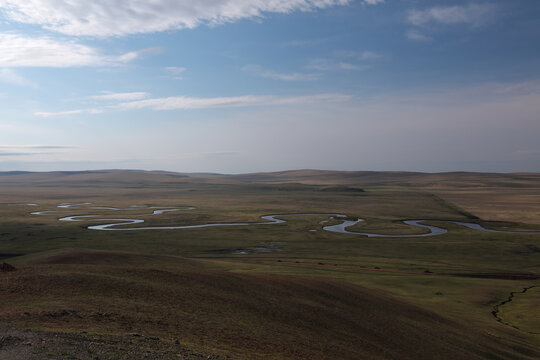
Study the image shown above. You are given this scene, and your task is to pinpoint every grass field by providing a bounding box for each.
[1,170,539,359]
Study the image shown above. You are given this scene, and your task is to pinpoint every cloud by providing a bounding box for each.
[406,30,432,42]
[306,59,368,71]
[0,152,36,157]
[284,36,338,47]
[117,48,162,63]
[165,67,187,75]
[333,50,383,61]
[306,51,380,72]
[358,51,383,60]
[408,3,498,27]
[0,68,38,88]
[0,0,352,37]
[164,66,187,79]
[363,0,384,4]
[0,144,76,157]
[0,33,158,67]
[0,33,105,67]
[34,108,103,117]
[0,145,76,150]
[33,93,351,116]
[90,92,150,101]
[243,65,318,81]
[115,93,351,111]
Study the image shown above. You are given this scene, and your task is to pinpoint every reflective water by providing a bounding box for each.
[28,203,540,237]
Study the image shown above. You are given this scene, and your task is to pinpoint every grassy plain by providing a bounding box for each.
[0,170,539,359]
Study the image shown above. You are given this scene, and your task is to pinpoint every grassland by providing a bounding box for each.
[1,170,539,359]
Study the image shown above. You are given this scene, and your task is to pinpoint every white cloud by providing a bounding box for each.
[0,145,76,150]
[243,65,318,81]
[359,51,383,60]
[0,0,351,37]
[0,33,158,68]
[34,108,103,117]
[306,50,380,71]
[115,94,351,111]
[334,50,383,61]
[0,68,38,88]
[118,48,162,63]
[33,93,352,116]
[306,59,368,71]
[164,66,187,79]
[408,3,498,27]
[406,30,432,42]
[363,0,384,5]
[165,67,187,75]
[90,92,150,101]
[0,144,76,157]
[0,33,104,67]
[284,36,337,47]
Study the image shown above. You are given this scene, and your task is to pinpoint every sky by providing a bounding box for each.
[0,0,539,173]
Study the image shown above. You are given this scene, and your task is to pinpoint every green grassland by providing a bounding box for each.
[1,170,539,359]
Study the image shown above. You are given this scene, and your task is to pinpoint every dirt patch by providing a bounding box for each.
[0,324,224,360]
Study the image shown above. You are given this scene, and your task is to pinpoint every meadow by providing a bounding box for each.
[0,170,539,359]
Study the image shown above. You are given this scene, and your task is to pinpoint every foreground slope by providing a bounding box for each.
[2,250,537,360]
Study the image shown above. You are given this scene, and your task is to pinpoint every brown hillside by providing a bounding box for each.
[1,250,537,360]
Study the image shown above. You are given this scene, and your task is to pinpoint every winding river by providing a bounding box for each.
[28,203,540,237]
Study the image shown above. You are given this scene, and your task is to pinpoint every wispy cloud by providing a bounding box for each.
[284,35,341,47]
[118,48,162,63]
[0,34,158,68]
[33,93,352,116]
[0,145,76,150]
[115,94,351,111]
[0,0,352,37]
[0,68,38,88]
[306,59,368,71]
[90,92,150,101]
[359,51,383,60]
[333,50,383,61]
[34,108,103,117]
[164,66,187,79]
[165,67,187,75]
[406,30,432,42]
[0,144,76,157]
[243,65,318,81]
[306,50,381,72]
[0,152,37,157]
[363,0,384,5]
[408,3,499,27]
[0,34,104,67]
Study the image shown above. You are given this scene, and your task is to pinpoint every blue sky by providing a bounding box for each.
[0,0,539,173]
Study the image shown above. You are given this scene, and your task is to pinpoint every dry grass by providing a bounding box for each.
[1,250,535,360]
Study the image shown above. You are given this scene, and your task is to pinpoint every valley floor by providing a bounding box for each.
[1,170,539,359]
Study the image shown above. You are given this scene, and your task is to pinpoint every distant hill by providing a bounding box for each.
[1,169,539,188]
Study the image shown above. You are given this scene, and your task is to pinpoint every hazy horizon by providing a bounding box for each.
[1,0,539,173]
[2,168,540,176]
